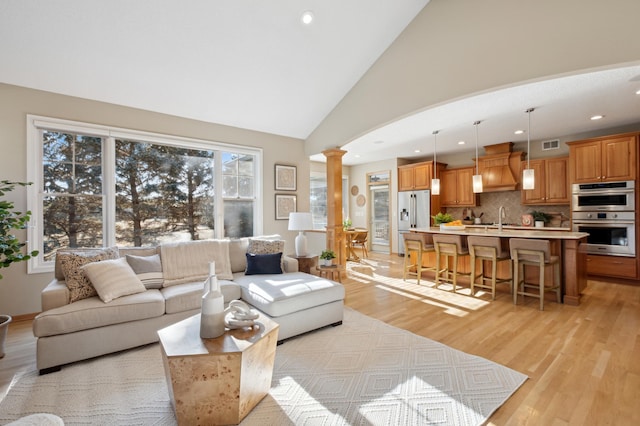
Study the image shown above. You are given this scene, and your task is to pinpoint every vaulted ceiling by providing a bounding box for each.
[2,1,639,167]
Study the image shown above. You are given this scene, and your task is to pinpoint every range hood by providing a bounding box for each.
[476,142,525,192]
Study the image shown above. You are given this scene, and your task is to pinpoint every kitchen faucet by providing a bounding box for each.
[498,206,506,231]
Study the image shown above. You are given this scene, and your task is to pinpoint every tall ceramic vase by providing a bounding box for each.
[200,263,225,339]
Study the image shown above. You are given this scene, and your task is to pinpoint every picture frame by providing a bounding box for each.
[275,194,296,220]
[275,164,297,191]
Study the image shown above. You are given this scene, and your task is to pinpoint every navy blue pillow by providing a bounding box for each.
[245,252,283,275]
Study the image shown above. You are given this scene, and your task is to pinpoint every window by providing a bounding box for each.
[309,171,348,230]
[27,115,262,273]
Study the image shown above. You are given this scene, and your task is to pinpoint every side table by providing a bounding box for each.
[289,254,318,274]
[316,264,344,283]
[158,313,279,425]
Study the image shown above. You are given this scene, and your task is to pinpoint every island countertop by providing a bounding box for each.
[411,226,589,306]
[412,226,589,240]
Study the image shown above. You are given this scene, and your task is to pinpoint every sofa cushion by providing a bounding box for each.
[57,247,120,303]
[160,239,233,285]
[82,257,147,303]
[126,253,164,289]
[33,290,165,337]
[234,272,345,318]
[161,280,242,314]
[229,238,249,273]
[245,252,283,275]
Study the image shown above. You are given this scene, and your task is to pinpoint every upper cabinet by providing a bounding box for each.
[398,162,432,191]
[521,157,569,205]
[398,161,446,191]
[440,167,477,207]
[568,135,637,183]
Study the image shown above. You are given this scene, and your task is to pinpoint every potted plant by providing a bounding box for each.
[0,180,39,358]
[342,217,353,230]
[432,212,454,226]
[531,211,551,228]
[319,249,336,266]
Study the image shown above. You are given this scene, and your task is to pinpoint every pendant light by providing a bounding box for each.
[522,108,535,190]
[431,130,440,195]
[472,121,483,193]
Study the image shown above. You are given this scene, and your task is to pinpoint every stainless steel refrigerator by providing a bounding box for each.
[398,190,430,255]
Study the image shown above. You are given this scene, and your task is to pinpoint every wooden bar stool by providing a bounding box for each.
[432,234,470,292]
[509,238,561,310]
[467,236,512,300]
[402,232,435,285]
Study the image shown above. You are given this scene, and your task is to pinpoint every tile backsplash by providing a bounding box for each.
[444,191,570,227]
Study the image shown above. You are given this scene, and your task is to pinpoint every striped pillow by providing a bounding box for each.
[126,254,164,289]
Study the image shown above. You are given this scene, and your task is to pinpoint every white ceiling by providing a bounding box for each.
[1,1,639,168]
[0,0,428,139]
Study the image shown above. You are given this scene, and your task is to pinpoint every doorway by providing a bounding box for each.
[369,184,390,253]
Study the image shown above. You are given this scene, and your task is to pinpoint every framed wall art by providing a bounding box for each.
[275,164,297,191]
[275,194,296,220]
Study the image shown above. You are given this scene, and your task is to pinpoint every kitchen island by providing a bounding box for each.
[412,227,589,306]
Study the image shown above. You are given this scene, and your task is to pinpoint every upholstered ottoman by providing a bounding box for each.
[233,271,345,342]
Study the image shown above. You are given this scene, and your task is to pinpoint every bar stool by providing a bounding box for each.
[402,232,435,285]
[432,234,470,292]
[467,236,512,300]
[509,238,561,311]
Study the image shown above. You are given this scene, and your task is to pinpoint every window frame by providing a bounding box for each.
[26,114,263,274]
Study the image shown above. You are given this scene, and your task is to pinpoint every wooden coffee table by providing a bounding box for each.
[158,312,279,425]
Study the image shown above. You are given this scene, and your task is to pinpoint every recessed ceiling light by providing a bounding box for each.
[514,130,524,135]
[373,140,384,144]
[458,140,465,145]
[354,154,360,158]
[301,11,314,25]
[590,115,604,120]
[636,89,640,95]
[414,149,421,153]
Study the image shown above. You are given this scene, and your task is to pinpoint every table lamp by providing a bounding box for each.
[288,212,313,257]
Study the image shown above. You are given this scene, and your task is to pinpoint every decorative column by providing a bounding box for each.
[322,148,347,268]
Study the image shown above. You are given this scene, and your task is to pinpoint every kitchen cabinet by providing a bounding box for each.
[521,157,569,205]
[568,134,637,183]
[586,254,637,279]
[440,167,476,207]
[398,161,447,191]
[398,162,432,191]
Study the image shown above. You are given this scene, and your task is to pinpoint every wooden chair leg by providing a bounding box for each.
[491,257,498,300]
[539,262,545,311]
[470,255,476,295]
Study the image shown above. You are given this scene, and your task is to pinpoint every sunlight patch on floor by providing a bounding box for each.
[346,261,491,315]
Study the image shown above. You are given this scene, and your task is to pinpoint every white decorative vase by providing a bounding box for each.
[0,314,12,358]
[321,259,333,266]
[200,274,225,339]
[535,221,545,228]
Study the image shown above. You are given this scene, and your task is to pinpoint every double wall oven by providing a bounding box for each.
[571,181,636,257]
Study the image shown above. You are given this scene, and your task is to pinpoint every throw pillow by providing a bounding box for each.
[245,252,283,275]
[247,238,285,255]
[82,257,147,303]
[58,247,120,303]
[125,254,164,289]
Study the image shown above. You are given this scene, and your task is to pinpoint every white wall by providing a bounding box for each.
[0,83,308,316]
[306,0,640,154]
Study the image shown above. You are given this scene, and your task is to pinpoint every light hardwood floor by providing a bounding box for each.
[2,252,639,425]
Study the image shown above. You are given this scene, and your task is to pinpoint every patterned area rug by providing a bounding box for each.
[0,308,526,425]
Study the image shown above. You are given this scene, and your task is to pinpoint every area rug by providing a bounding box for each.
[0,308,526,425]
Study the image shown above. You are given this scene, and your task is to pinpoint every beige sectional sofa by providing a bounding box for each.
[33,236,345,374]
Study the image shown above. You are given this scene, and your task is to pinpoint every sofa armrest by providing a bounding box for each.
[41,279,70,312]
[282,255,299,273]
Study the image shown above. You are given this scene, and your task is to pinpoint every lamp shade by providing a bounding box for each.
[431,178,440,195]
[288,212,313,257]
[522,168,535,190]
[288,212,313,231]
